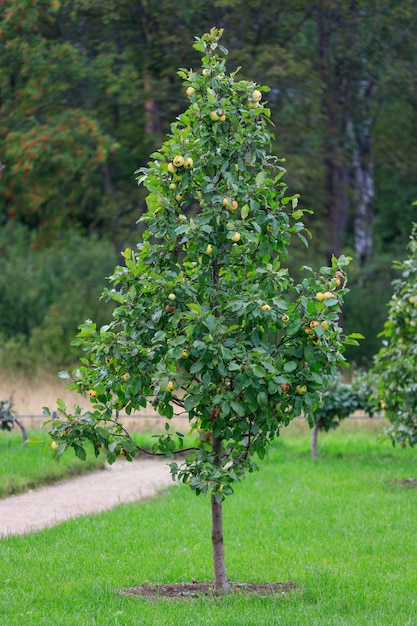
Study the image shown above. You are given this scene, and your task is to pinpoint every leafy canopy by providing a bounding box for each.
[47,28,355,500]
[372,222,417,447]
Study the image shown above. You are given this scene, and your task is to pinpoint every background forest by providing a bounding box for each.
[1,0,417,375]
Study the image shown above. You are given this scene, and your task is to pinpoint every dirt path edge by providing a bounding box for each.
[0,458,173,537]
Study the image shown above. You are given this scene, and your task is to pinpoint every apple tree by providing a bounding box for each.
[46,28,355,593]
[372,223,417,447]
[310,374,376,458]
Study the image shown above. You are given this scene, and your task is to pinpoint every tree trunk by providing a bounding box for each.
[14,417,27,445]
[317,3,351,259]
[349,79,376,266]
[311,421,319,458]
[211,434,231,594]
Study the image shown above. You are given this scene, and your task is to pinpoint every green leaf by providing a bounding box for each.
[252,365,266,378]
[74,445,86,461]
[284,361,297,372]
[255,171,267,186]
[190,361,204,374]
[240,204,250,220]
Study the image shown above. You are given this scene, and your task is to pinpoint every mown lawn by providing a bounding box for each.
[0,430,104,498]
[1,421,417,625]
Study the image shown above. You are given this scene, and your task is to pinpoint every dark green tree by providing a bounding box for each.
[47,29,357,593]
[371,223,417,447]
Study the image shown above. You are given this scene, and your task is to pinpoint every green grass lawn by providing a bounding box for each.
[1,421,417,625]
[0,430,105,498]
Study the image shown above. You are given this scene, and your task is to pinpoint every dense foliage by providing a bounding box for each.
[0,227,117,372]
[1,0,417,367]
[372,223,417,447]
[46,29,360,592]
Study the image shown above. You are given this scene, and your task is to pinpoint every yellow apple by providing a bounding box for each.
[173,155,184,168]
[281,314,290,323]
[323,291,335,299]
[321,320,330,330]
[175,193,183,202]
[51,441,60,451]
[231,232,241,242]
[122,372,130,381]
[252,89,262,101]
[181,349,189,358]
[183,157,193,168]
[231,200,238,210]
[167,162,176,174]
[202,68,210,76]
[205,244,213,255]
[296,384,307,395]
[222,197,231,207]
[261,304,271,311]
[316,292,325,302]
[309,320,319,329]
[166,381,174,392]
[186,86,195,97]
[209,110,219,121]
[169,182,176,191]
[88,389,97,398]
[168,293,176,301]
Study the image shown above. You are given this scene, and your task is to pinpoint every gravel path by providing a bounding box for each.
[0,458,173,537]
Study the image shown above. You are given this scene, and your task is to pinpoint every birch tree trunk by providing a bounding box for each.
[350,78,376,265]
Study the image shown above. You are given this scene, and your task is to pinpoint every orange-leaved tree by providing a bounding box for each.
[46,28,357,594]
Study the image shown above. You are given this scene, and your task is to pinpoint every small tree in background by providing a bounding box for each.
[372,223,417,447]
[310,374,377,458]
[46,29,357,594]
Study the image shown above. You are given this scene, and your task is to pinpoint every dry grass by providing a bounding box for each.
[1,368,386,437]
[0,369,184,433]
